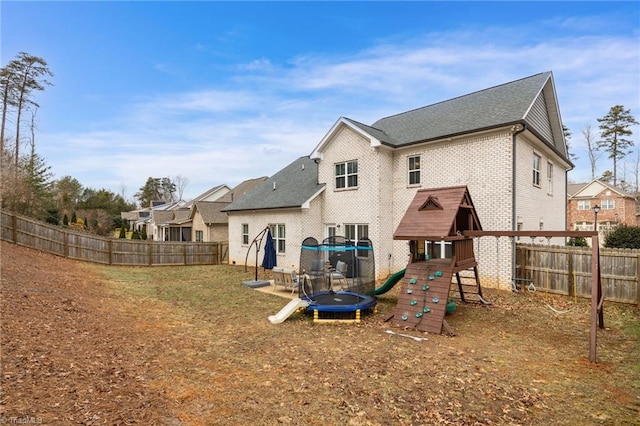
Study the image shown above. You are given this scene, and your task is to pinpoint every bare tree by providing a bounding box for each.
[173,174,189,201]
[583,124,601,180]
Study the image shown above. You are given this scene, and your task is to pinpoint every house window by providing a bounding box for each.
[408,155,421,185]
[242,224,249,245]
[195,230,203,242]
[577,200,591,210]
[547,162,553,195]
[574,221,592,231]
[269,223,286,253]
[533,153,541,186]
[335,160,358,189]
[426,240,452,259]
[344,224,369,257]
[601,199,615,209]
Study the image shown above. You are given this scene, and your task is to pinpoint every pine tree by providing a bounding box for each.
[597,105,639,186]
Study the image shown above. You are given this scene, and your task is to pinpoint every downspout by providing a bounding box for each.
[511,123,527,284]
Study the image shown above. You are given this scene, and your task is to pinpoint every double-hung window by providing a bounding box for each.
[533,153,541,186]
[577,200,591,210]
[601,199,615,210]
[335,160,358,189]
[242,224,249,245]
[269,223,286,253]
[195,230,204,242]
[408,155,421,186]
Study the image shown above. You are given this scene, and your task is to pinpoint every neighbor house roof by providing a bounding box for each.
[152,210,174,226]
[218,177,268,203]
[222,156,325,212]
[567,183,588,197]
[183,184,230,208]
[313,72,570,165]
[569,179,635,199]
[189,177,269,221]
[168,208,192,225]
[192,201,230,224]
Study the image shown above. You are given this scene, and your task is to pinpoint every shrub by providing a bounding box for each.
[119,226,126,239]
[567,236,589,247]
[604,225,640,249]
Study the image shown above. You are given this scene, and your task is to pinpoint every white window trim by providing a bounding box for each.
[241,223,249,245]
[269,223,286,254]
[408,155,421,187]
[577,200,591,211]
[547,161,553,195]
[601,199,615,210]
[335,160,358,190]
[533,153,541,187]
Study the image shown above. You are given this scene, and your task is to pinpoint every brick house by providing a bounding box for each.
[223,72,572,289]
[568,180,639,236]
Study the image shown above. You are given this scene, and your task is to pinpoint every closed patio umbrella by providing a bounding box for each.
[261,228,277,270]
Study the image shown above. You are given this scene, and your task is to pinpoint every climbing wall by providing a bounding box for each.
[390,259,453,334]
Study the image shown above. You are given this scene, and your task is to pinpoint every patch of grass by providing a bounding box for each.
[83,262,640,425]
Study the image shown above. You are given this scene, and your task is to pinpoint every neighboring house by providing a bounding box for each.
[568,179,639,236]
[148,200,186,241]
[183,184,231,208]
[190,177,267,242]
[224,71,572,289]
[144,185,230,242]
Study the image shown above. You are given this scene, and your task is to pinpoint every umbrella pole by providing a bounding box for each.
[255,242,259,281]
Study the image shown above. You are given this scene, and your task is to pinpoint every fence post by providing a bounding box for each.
[63,230,69,258]
[108,239,113,265]
[567,248,574,298]
[637,254,640,311]
[12,213,17,243]
[148,241,153,266]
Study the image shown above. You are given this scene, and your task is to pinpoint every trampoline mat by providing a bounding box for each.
[303,291,377,313]
[313,292,365,306]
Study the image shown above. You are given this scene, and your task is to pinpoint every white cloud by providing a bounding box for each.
[41,19,639,199]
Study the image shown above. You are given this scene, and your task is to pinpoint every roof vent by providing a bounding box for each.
[302,164,305,170]
[273,182,277,190]
[419,196,443,211]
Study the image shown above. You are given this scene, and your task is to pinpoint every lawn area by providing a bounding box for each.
[1,241,638,425]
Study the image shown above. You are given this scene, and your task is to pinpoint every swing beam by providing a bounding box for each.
[463,230,602,363]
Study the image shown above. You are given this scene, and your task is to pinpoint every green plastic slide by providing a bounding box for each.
[375,268,406,295]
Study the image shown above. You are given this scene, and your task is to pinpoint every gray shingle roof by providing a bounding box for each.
[222,156,324,212]
[194,201,230,224]
[369,72,553,147]
[218,176,268,203]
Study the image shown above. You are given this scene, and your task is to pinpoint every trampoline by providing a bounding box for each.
[298,236,377,322]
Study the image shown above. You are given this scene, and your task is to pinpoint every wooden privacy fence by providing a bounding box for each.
[516,243,639,306]
[1,211,228,266]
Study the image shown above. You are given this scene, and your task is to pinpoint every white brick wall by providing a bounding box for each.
[387,130,515,288]
[227,125,568,292]
[227,195,323,272]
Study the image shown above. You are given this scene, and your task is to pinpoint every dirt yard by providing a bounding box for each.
[1,241,638,425]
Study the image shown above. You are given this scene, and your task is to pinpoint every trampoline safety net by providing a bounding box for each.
[298,236,376,304]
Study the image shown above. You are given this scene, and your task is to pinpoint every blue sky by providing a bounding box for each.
[2,1,639,202]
